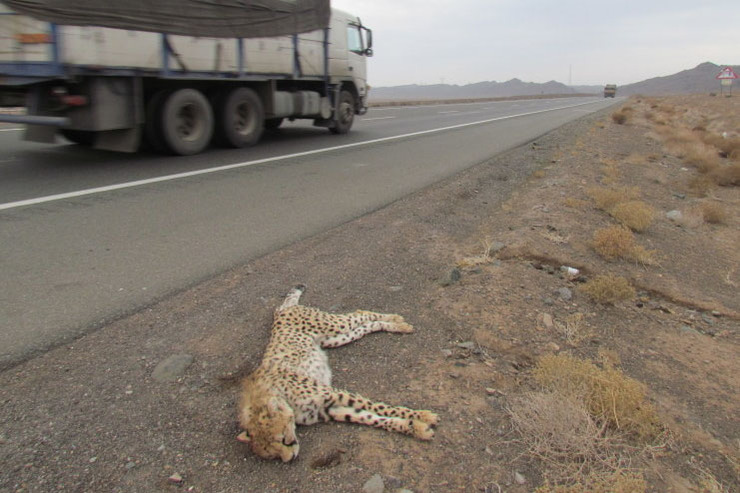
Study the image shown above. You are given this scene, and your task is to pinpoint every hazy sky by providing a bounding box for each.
[331,0,739,88]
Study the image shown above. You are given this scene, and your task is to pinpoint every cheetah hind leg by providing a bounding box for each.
[317,310,413,349]
[327,390,438,440]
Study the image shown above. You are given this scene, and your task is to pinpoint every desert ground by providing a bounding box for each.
[1,94,738,492]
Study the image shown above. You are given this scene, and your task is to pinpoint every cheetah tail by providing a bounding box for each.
[277,284,307,311]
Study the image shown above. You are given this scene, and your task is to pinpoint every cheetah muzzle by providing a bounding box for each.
[237,285,439,462]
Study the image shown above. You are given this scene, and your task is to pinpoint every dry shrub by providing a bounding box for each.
[683,143,721,174]
[710,163,740,186]
[508,391,603,462]
[563,197,589,209]
[699,202,727,224]
[587,186,639,211]
[609,200,655,232]
[659,127,699,156]
[688,175,716,196]
[532,169,547,179]
[535,470,647,493]
[533,354,662,441]
[592,226,635,260]
[554,312,589,345]
[579,274,635,304]
[629,244,659,266]
[592,226,658,264]
[611,111,627,125]
[702,132,740,159]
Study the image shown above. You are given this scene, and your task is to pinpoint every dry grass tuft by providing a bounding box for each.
[629,245,659,266]
[702,132,740,159]
[509,391,603,463]
[535,471,646,493]
[554,312,589,345]
[699,202,728,224]
[587,186,640,211]
[609,201,655,232]
[591,226,658,264]
[579,275,635,304]
[591,226,636,260]
[688,175,716,196]
[532,354,662,441]
[534,470,647,493]
[710,163,740,186]
[683,143,721,174]
[611,110,629,125]
[563,197,589,209]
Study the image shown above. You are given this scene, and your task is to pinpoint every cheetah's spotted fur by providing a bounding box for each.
[237,285,439,462]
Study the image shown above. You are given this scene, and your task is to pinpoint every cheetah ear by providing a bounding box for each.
[236,431,251,443]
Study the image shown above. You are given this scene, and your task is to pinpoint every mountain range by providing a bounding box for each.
[369,62,738,101]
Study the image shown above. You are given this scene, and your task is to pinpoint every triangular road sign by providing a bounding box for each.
[716,66,738,79]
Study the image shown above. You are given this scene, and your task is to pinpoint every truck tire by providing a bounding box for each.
[160,88,214,156]
[329,90,355,135]
[214,87,264,148]
[144,90,171,153]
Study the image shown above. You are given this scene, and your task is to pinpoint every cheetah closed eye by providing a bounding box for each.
[237,285,439,462]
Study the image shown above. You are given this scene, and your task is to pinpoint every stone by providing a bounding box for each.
[440,268,461,287]
[456,341,476,351]
[666,210,683,221]
[544,342,561,352]
[168,473,183,484]
[543,297,554,306]
[152,354,194,382]
[557,287,573,301]
[363,474,385,493]
[490,241,506,254]
[542,313,554,329]
[514,472,527,485]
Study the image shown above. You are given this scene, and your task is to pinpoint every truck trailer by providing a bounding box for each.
[0,0,372,155]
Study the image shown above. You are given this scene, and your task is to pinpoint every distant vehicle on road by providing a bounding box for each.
[604,84,617,98]
[0,1,372,155]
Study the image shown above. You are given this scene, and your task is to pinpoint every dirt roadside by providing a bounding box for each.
[1,97,737,493]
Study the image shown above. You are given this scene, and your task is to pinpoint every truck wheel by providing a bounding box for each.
[215,87,264,148]
[329,91,355,135]
[144,90,171,153]
[160,88,214,155]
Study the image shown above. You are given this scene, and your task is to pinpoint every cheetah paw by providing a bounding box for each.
[411,420,435,440]
[417,410,439,426]
[389,321,414,333]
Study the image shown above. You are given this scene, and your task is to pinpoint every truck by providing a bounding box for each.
[0,0,372,155]
[603,84,617,98]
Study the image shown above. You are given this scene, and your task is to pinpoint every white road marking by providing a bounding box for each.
[438,110,460,114]
[0,127,23,132]
[0,99,606,212]
[361,116,397,121]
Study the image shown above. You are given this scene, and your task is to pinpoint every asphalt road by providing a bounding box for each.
[0,96,620,368]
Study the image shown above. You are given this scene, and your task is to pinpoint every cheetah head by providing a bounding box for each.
[238,393,299,462]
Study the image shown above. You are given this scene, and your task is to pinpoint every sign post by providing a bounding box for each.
[716,66,738,96]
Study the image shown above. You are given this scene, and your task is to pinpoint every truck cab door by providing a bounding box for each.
[346,23,372,109]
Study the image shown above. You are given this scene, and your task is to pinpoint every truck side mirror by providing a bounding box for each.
[363,27,373,56]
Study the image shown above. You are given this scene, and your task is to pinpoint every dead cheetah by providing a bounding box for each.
[237,285,439,462]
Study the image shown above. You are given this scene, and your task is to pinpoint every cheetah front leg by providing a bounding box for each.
[325,390,439,440]
[318,311,414,349]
